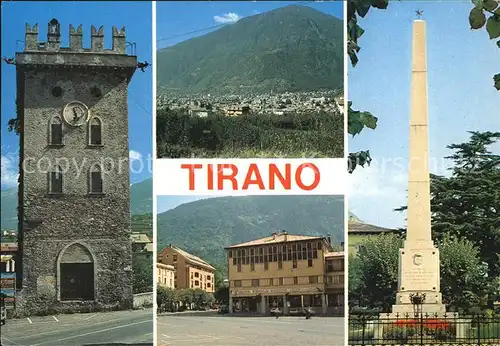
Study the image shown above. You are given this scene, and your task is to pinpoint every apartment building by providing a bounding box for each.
[157,263,175,289]
[157,245,215,293]
[226,231,344,315]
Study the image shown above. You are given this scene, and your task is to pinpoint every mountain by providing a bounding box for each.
[157,5,343,94]
[157,195,344,271]
[0,178,153,230]
[1,188,17,230]
[130,178,153,215]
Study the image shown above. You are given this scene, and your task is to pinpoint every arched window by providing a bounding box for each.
[49,116,63,145]
[49,165,63,194]
[89,164,103,194]
[88,117,102,146]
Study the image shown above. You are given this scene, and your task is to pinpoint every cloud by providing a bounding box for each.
[213,12,241,24]
[129,150,142,161]
[1,152,19,189]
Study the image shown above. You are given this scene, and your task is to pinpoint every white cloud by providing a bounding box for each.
[129,150,142,161]
[213,12,241,24]
[1,152,19,189]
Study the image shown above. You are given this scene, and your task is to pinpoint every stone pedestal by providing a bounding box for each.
[392,240,446,314]
[228,296,233,314]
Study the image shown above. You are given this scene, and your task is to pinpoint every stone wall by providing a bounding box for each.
[16,21,137,316]
[133,292,153,309]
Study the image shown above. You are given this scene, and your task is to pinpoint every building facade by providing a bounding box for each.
[16,19,137,315]
[157,263,175,289]
[157,245,215,293]
[131,232,153,262]
[348,213,397,256]
[226,231,344,315]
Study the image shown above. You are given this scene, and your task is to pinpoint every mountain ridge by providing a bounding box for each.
[157,195,345,271]
[157,5,343,94]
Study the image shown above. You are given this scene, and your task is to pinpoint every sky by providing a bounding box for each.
[348,1,499,229]
[157,195,220,214]
[156,0,343,49]
[0,1,153,190]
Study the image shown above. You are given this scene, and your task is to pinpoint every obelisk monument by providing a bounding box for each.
[391,19,446,315]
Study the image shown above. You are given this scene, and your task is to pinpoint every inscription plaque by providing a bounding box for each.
[399,248,439,291]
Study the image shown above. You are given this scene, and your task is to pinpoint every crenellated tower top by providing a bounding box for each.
[24,18,128,54]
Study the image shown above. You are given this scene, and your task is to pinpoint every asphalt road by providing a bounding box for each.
[157,313,344,346]
[0,308,153,346]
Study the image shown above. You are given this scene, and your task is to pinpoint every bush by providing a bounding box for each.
[156,108,343,158]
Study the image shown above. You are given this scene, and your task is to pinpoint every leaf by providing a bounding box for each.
[348,111,364,136]
[494,73,500,90]
[370,0,389,10]
[469,7,487,29]
[482,0,499,11]
[359,111,378,129]
[472,0,483,7]
[355,0,371,17]
[486,15,500,39]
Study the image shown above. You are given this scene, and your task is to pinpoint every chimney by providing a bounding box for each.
[327,235,331,245]
[47,18,61,51]
[25,23,39,51]
[91,25,104,52]
[69,24,83,51]
[112,26,126,54]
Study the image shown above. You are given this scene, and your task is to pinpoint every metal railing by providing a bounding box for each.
[348,311,500,345]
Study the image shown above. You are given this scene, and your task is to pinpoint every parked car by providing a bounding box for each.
[288,307,316,316]
[218,305,229,314]
[1,306,6,325]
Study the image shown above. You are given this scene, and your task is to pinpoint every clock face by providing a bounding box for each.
[63,101,89,127]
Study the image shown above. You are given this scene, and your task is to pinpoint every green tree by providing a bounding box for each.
[396,132,500,279]
[132,256,153,294]
[439,235,490,310]
[348,233,402,310]
[349,234,492,311]
[214,286,229,305]
[157,286,178,312]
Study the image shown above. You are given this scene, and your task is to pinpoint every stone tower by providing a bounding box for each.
[391,19,446,315]
[15,19,137,315]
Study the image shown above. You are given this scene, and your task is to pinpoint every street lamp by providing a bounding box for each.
[409,292,426,318]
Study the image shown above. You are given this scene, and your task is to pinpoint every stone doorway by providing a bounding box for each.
[58,242,96,301]
[60,263,94,300]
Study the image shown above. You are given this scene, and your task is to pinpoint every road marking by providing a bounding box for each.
[157,322,179,326]
[52,316,59,322]
[27,317,32,324]
[1,336,21,345]
[38,319,150,344]
[161,334,171,338]
[82,313,98,320]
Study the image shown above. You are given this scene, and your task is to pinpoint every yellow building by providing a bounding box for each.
[224,106,250,116]
[157,245,216,293]
[226,231,344,315]
[157,262,175,289]
[348,214,396,257]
